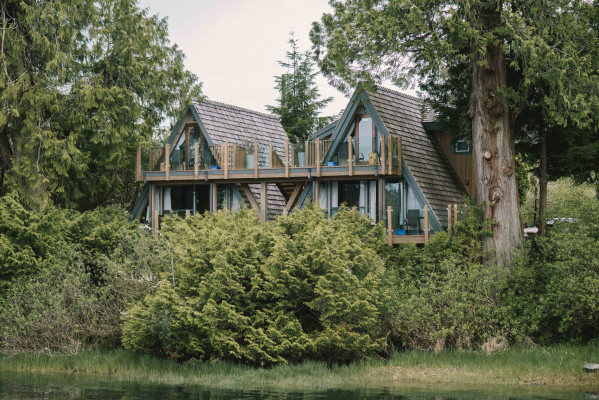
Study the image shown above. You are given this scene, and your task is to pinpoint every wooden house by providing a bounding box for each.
[132,85,471,244]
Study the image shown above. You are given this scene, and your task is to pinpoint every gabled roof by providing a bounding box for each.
[368,86,466,227]
[193,100,287,162]
[323,85,466,227]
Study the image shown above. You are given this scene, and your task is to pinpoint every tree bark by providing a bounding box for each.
[538,134,547,235]
[0,127,12,170]
[468,10,523,267]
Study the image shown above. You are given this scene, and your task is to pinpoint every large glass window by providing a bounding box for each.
[335,180,377,221]
[171,186,194,213]
[356,116,373,162]
[188,127,202,168]
[196,185,210,214]
[385,180,404,231]
[171,133,186,170]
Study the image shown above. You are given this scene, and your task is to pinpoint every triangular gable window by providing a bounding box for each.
[329,103,382,166]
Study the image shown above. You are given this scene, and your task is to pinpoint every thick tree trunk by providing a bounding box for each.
[469,32,523,267]
[0,127,12,170]
[538,134,547,235]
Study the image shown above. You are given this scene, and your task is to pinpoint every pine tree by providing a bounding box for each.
[267,33,333,142]
[0,0,202,209]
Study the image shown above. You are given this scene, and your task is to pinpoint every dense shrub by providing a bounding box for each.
[383,203,512,350]
[122,205,388,365]
[0,194,172,353]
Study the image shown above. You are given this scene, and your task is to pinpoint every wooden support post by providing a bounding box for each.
[260,182,267,223]
[152,210,158,231]
[378,178,384,222]
[194,142,199,179]
[136,144,142,181]
[447,204,453,234]
[185,210,191,219]
[348,138,353,176]
[387,206,393,245]
[165,143,170,181]
[254,139,259,178]
[424,205,429,242]
[211,183,217,213]
[285,139,289,178]
[398,137,402,175]
[316,138,321,177]
[387,137,392,175]
[283,183,303,216]
[224,141,229,179]
[268,145,273,167]
[313,180,320,204]
[239,184,261,217]
[150,183,155,226]
[380,136,386,175]
[454,203,458,225]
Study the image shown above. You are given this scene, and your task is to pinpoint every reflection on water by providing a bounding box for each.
[0,372,594,400]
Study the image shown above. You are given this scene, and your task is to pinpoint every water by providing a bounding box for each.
[0,372,595,400]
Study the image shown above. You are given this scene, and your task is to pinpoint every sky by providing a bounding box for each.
[136,0,411,117]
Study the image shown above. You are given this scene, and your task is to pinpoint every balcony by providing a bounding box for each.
[136,136,403,183]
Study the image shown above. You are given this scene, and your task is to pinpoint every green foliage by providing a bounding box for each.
[0,0,202,209]
[122,206,387,365]
[0,192,137,291]
[0,192,173,352]
[267,33,333,142]
[385,193,599,349]
[383,203,509,349]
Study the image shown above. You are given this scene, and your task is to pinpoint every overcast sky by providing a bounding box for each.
[137,0,411,116]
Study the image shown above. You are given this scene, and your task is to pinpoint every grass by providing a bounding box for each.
[0,344,598,391]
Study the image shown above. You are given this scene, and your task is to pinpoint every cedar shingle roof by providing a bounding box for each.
[193,100,287,215]
[193,100,287,165]
[367,86,466,227]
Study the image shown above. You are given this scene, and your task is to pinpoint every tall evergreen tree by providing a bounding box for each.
[0,0,202,210]
[267,33,333,142]
[311,0,599,267]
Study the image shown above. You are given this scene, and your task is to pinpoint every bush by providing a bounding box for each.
[384,203,512,350]
[122,205,388,365]
[0,197,172,353]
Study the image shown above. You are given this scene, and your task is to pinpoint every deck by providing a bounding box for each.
[136,136,403,183]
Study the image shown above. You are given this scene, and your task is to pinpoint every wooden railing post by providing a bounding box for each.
[387,137,392,175]
[316,138,321,177]
[224,141,229,179]
[398,137,403,176]
[380,136,386,175]
[348,138,353,176]
[136,145,142,181]
[305,140,309,166]
[165,143,170,181]
[285,139,289,178]
[387,206,393,245]
[454,204,458,225]
[424,205,429,242]
[254,139,259,178]
[194,142,199,180]
[447,204,453,234]
[185,210,191,219]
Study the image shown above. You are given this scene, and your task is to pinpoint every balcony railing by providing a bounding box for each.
[136,135,402,181]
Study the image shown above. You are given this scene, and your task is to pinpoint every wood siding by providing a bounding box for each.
[433,132,475,198]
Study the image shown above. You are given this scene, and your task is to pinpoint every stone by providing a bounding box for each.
[583,363,599,373]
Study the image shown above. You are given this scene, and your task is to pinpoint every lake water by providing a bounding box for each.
[0,372,596,399]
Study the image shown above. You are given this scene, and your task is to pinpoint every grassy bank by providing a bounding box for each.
[1,344,598,391]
